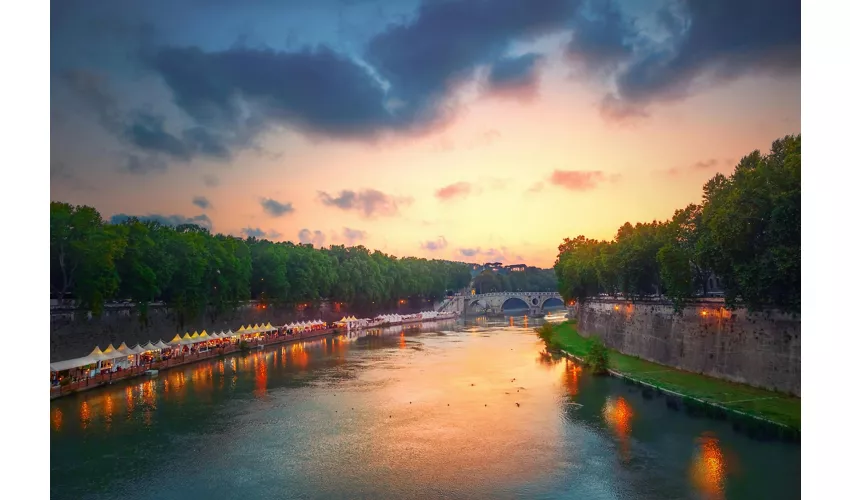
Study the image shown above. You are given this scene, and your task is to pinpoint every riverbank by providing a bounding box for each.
[543,321,801,436]
[50,327,340,400]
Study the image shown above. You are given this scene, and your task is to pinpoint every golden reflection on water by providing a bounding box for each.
[79,401,92,430]
[562,359,581,397]
[142,380,156,407]
[353,333,567,488]
[399,333,406,349]
[690,434,727,499]
[104,394,114,430]
[52,407,63,431]
[255,355,268,397]
[291,343,309,369]
[125,386,135,415]
[603,396,634,462]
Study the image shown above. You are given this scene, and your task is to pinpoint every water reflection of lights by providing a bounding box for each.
[690,434,727,498]
[290,343,309,369]
[52,407,63,431]
[399,333,406,349]
[80,401,92,429]
[562,360,581,396]
[125,386,135,413]
[603,396,634,462]
[104,395,114,429]
[255,356,268,397]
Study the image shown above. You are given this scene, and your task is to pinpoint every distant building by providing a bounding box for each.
[504,264,527,273]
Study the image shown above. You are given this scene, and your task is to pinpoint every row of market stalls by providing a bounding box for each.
[281,320,328,332]
[50,311,456,386]
[373,311,454,324]
[50,323,280,381]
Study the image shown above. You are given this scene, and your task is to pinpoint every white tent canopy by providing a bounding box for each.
[50,346,108,372]
[140,341,159,351]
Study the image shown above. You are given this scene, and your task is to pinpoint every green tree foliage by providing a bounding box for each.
[50,202,126,315]
[50,204,472,316]
[586,337,610,375]
[552,134,801,314]
[700,135,801,312]
[554,236,603,303]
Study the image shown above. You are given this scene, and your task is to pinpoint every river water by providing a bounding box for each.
[50,315,800,500]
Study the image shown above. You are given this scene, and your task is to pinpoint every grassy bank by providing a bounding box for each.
[542,321,801,432]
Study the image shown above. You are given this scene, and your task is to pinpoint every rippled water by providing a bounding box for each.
[50,316,800,499]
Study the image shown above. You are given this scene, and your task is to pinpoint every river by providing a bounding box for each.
[50,315,800,500]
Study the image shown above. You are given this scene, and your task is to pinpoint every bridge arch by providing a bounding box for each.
[501,297,531,313]
[541,297,565,310]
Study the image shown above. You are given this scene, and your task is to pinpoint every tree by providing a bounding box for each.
[114,218,160,322]
[701,135,801,312]
[50,202,126,315]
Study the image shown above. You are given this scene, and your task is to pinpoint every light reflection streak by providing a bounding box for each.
[255,356,268,397]
[125,386,135,415]
[690,434,727,499]
[603,396,634,462]
[79,401,91,430]
[104,394,114,430]
[52,407,63,432]
[562,359,581,397]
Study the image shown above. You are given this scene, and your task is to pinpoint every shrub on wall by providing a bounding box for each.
[586,336,610,375]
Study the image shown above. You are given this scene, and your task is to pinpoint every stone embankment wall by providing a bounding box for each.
[51,300,430,362]
[576,299,800,397]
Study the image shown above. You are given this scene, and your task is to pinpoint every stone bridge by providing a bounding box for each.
[437,292,565,317]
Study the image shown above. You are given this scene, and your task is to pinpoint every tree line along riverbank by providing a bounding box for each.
[553,134,800,315]
[51,203,472,325]
[537,321,801,438]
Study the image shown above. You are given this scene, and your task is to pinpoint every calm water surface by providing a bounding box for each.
[50,316,800,499]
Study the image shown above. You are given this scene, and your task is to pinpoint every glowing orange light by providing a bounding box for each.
[700,310,708,317]
[52,408,63,432]
[690,435,726,498]
[603,396,634,461]
[80,401,92,429]
[614,305,620,311]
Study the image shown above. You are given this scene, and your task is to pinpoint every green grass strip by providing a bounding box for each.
[548,321,801,431]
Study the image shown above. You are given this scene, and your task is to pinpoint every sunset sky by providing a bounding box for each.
[50,0,801,268]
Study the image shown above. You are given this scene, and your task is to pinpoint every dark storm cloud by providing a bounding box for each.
[564,0,636,73]
[138,0,583,144]
[366,0,580,117]
[192,195,211,209]
[124,112,232,161]
[591,0,801,110]
[487,53,543,90]
[109,212,213,230]
[148,45,395,139]
[125,111,193,160]
[62,70,234,171]
[60,70,123,130]
[317,189,410,217]
[53,0,801,168]
[260,198,295,217]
